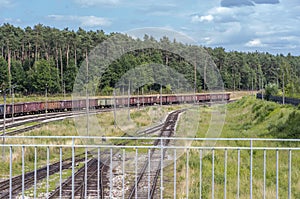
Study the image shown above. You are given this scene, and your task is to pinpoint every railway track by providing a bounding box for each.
[137,123,164,136]
[0,109,182,198]
[0,116,166,198]
[127,109,183,199]
[0,152,90,199]
[0,111,84,130]
[0,104,169,137]
[0,100,226,137]
[46,116,168,198]
[0,109,112,136]
[0,110,77,126]
[48,155,111,199]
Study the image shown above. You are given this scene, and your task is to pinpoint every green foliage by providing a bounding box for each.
[0,57,8,89]
[164,84,172,94]
[251,100,277,123]
[265,83,278,100]
[1,23,300,97]
[169,97,300,198]
[26,59,60,94]
[268,110,300,138]
[63,61,78,92]
[227,96,300,139]
[11,60,25,91]
[101,85,113,96]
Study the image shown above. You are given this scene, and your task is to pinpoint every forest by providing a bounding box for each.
[0,23,300,97]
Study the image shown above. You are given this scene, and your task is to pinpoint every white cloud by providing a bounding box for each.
[280,36,298,42]
[74,0,119,7]
[80,16,111,27]
[126,27,196,45]
[203,22,244,45]
[192,14,214,22]
[209,6,254,23]
[189,2,300,53]
[1,18,21,23]
[211,6,233,15]
[48,15,111,27]
[245,38,265,47]
[0,0,13,8]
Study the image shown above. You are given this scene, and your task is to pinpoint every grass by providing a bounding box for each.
[0,119,86,193]
[164,96,300,198]
[0,105,184,197]
[4,121,41,134]
[0,116,103,196]
[5,96,298,197]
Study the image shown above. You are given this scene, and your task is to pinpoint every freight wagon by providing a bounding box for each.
[0,93,230,118]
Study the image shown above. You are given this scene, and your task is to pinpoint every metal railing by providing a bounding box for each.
[1,136,300,198]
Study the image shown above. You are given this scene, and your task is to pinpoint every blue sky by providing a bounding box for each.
[0,0,299,55]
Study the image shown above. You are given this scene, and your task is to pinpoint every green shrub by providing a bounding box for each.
[265,83,278,100]
[269,111,300,138]
[253,102,277,123]
[252,103,264,114]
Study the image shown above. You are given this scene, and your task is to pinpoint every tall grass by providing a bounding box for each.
[164,96,300,198]
[0,105,182,179]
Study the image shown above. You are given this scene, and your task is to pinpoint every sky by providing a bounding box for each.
[0,0,299,55]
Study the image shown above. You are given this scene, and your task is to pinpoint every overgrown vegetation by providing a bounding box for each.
[0,105,181,197]
[2,97,300,197]
[268,110,300,139]
[265,83,279,100]
[165,97,300,198]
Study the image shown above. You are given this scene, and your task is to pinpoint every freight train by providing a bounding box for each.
[0,93,230,118]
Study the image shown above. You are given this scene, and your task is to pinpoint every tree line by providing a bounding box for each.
[0,23,299,97]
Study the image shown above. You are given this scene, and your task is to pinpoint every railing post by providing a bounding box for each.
[46,146,50,198]
[9,146,12,199]
[22,146,25,199]
[288,150,292,199]
[122,149,125,199]
[174,149,177,199]
[186,149,189,198]
[148,149,151,199]
[160,137,164,199]
[97,148,101,199]
[237,149,240,199]
[59,147,63,198]
[224,149,227,199]
[110,148,113,198]
[263,149,266,199]
[72,137,75,199]
[85,148,88,198]
[276,149,279,199]
[199,149,202,199]
[34,146,37,199]
[212,149,215,199]
[250,140,253,199]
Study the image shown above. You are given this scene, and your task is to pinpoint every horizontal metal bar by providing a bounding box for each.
[1,144,300,150]
[3,137,299,199]
[2,135,300,142]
